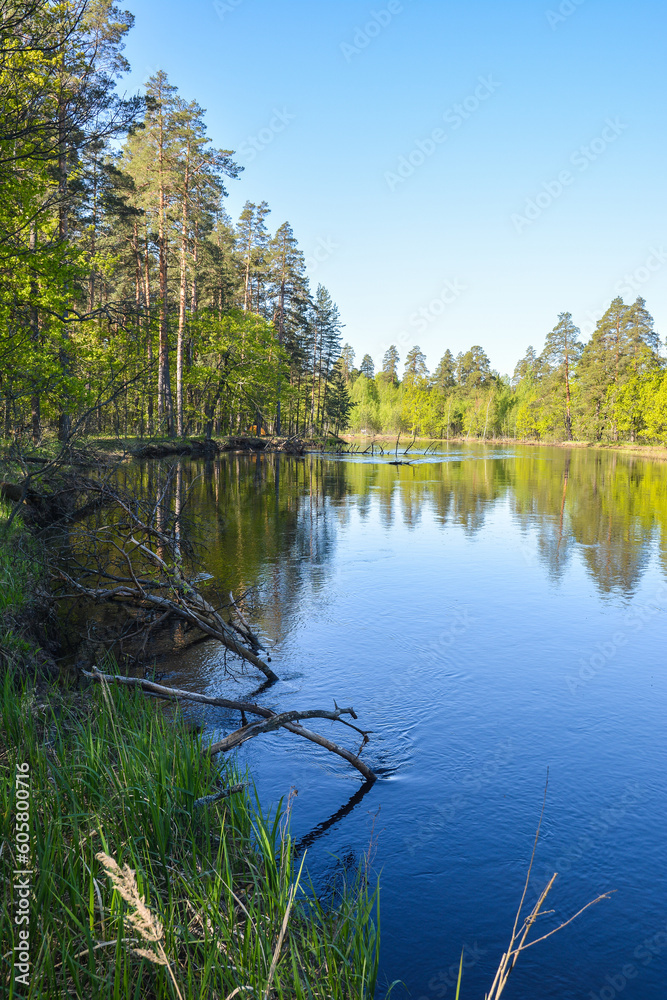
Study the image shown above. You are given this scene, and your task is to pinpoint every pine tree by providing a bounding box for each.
[512,346,538,388]
[325,358,353,434]
[340,343,356,381]
[269,221,309,433]
[171,97,239,435]
[122,71,181,434]
[403,346,428,387]
[359,353,374,378]
[310,284,342,431]
[576,297,633,440]
[456,346,492,387]
[626,296,660,360]
[540,312,582,439]
[236,200,271,313]
[433,349,455,391]
[380,345,400,384]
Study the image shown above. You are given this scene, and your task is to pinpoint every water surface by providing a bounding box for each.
[125,445,667,999]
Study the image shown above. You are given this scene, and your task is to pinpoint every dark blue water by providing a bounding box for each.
[163,446,667,999]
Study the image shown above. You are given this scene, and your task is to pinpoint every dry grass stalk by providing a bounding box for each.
[96,852,185,1000]
[485,773,614,999]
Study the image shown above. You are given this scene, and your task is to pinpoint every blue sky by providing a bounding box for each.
[120,0,667,377]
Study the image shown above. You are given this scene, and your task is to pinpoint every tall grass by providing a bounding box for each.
[0,503,47,676]
[0,502,36,615]
[0,676,380,999]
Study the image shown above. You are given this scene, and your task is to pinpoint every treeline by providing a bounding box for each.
[343,299,666,442]
[2,3,665,449]
[0,0,352,445]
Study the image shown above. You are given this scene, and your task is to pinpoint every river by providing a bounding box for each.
[118,444,667,999]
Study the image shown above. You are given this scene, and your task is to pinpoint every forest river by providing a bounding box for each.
[118,445,667,999]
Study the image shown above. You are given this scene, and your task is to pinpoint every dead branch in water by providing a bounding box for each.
[83,669,377,784]
[52,474,278,683]
[229,590,268,656]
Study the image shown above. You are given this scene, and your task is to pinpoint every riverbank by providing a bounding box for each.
[0,676,380,999]
[0,505,381,999]
[7,433,667,473]
[0,504,57,681]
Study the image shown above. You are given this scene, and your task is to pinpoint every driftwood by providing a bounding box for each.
[64,573,278,681]
[52,475,279,683]
[229,591,268,656]
[194,783,246,808]
[84,669,377,784]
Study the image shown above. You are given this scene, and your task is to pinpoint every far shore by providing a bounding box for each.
[339,434,667,462]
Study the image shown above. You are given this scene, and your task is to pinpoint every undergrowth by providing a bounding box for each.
[0,503,51,677]
[0,677,380,999]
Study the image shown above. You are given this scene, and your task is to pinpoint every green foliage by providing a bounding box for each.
[0,679,381,999]
[0,504,50,676]
[1,6,665,448]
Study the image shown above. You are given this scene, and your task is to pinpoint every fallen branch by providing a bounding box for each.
[84,669,377,784]
[62,571,278,682]
[193,783,246,808]
[229,591,268,655]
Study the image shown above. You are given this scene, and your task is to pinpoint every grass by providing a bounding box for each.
[0,502,50,676]
[0,673,381,999]
[0,503,36,616]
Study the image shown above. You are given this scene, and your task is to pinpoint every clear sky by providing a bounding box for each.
[119,0,667,378]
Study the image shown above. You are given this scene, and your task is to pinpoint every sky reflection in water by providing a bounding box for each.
[133,446,667,1000]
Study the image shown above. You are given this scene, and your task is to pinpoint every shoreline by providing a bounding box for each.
[6,433,667,470]
[0,503,381,998]
[339,434,667,462]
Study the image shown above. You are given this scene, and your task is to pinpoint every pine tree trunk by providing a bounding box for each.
[310,323,320,433]
[564,346,572,440]
[144,230,153,435]
[29,227,40,444]
[176,148,190,438]
[133,223,144,436]
[276,268,286,435]
[57,76,71,443]
[157,108,173,436]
